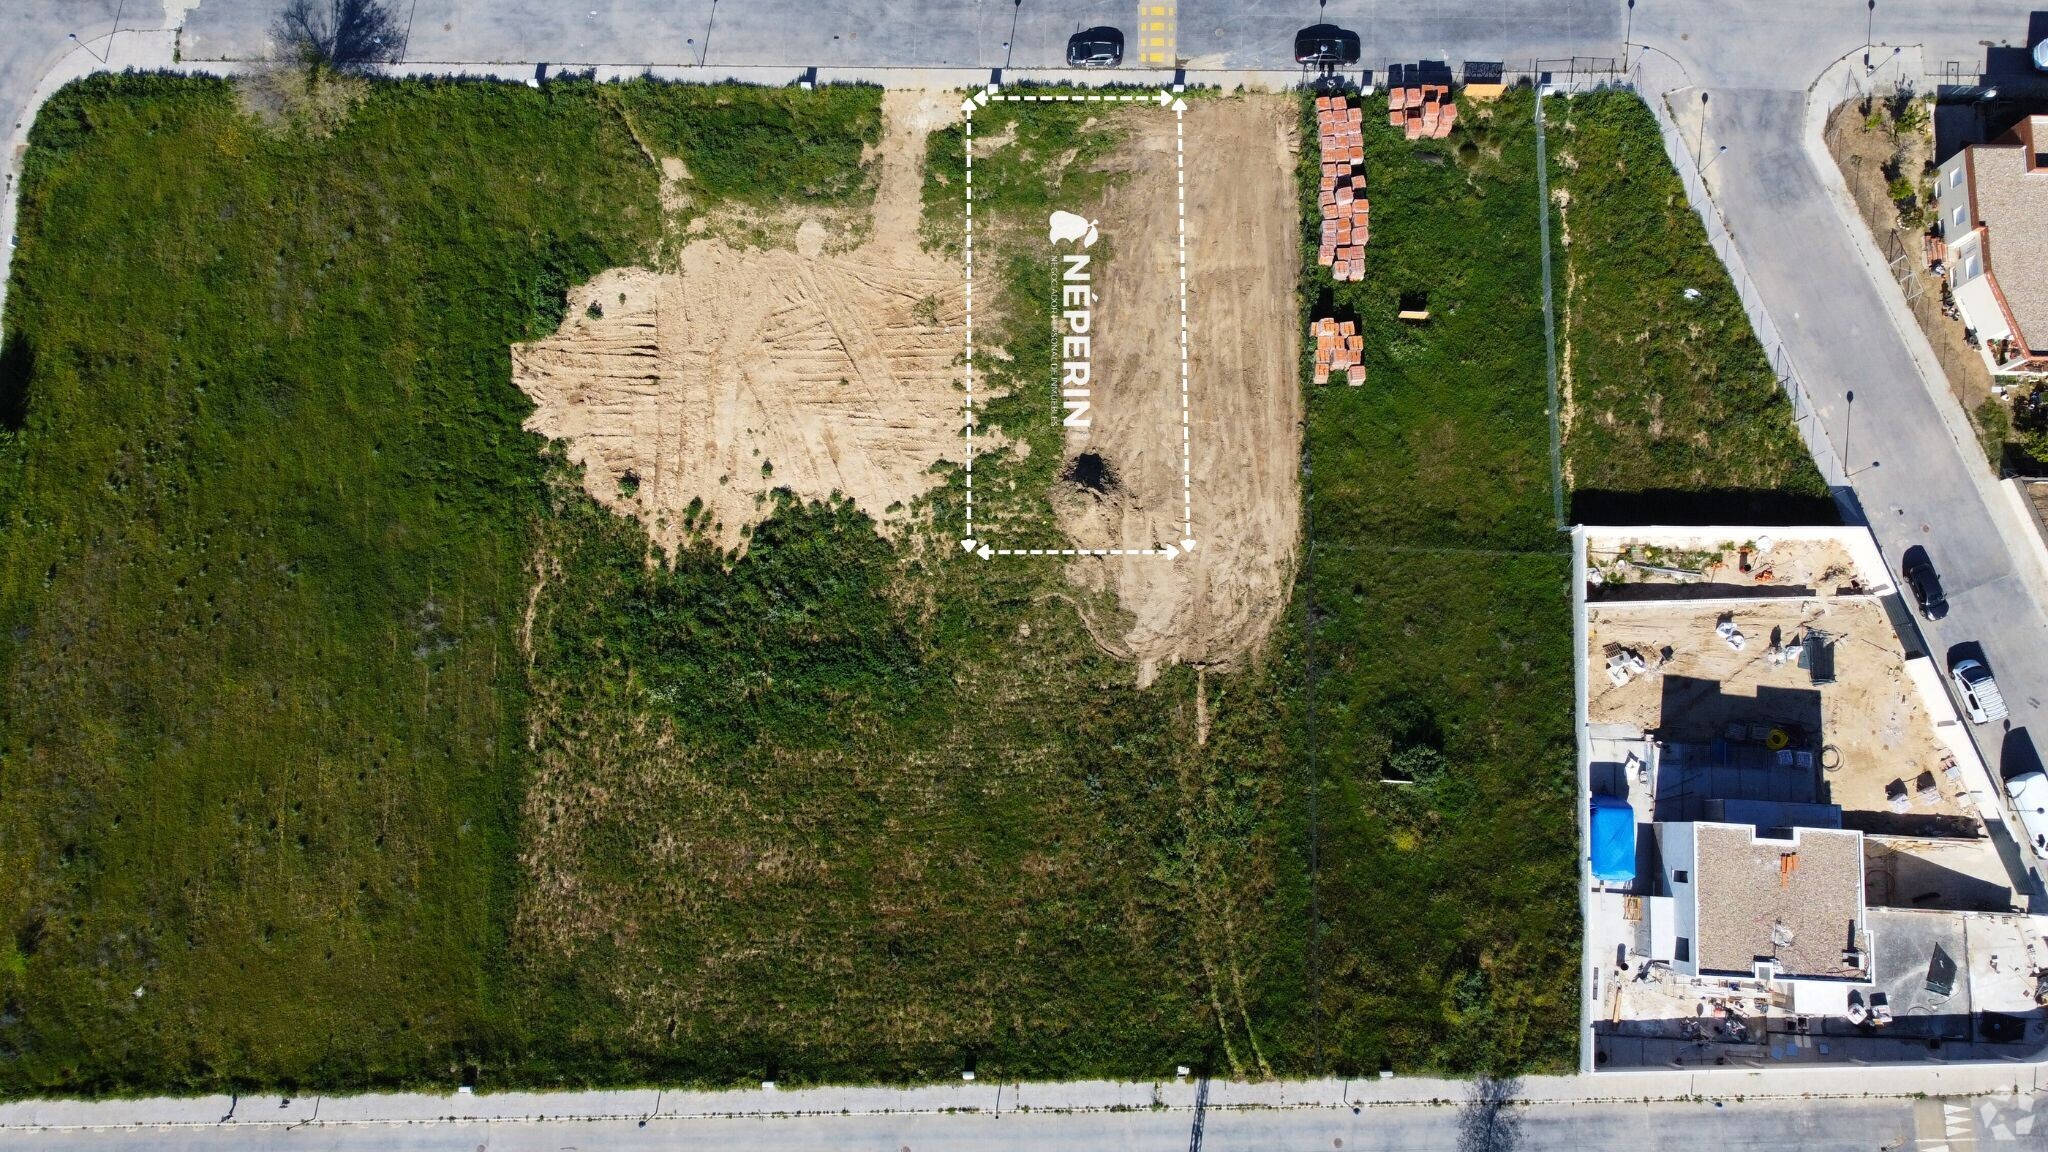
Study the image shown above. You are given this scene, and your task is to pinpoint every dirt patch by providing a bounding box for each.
[1825,103,2000,439]
[1587,596,1976,828]
[516,92,1301,686]
[512,91,972,555]
[1056,97,1304,686]
[1588,535,1860,591]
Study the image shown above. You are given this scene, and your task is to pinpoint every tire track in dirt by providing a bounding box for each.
[1055,96,1303,686]
[512,91,970,556]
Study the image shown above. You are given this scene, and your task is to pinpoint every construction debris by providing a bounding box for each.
[1389,84,1458,140]
[1315,95,1368,282]
[1311,316,1365,385]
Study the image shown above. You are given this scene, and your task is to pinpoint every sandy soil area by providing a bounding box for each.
[512,91,969,556]
[1588,536,1860,591]
[515,91,1301,686]
[1824,104,1999,424]
[1056,97,1303,686]
[1587,597,1973,826]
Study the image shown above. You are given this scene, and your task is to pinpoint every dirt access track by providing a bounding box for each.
[514,91,1301,685]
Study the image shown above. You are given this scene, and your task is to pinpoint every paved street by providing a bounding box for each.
[0,1096,1956,1152]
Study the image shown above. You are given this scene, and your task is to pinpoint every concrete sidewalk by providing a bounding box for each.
[2,1063,2042,1133]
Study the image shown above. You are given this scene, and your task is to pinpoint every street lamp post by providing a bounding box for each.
[68,1,124,65]
[1696,91,1710,169]
[1842,390,1856,480]
[67,33,108,64]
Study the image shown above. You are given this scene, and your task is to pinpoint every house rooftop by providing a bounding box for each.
[1974,120,2048,350]
[1694,822,1867,980]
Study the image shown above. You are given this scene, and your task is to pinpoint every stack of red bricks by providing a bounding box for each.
[1315,95,1368,283]
[1312,317,1365,385]
[1389,84,1458,140]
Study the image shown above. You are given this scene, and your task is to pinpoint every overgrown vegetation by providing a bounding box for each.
[0,74,851,1094]
[0,74,1830,1096]
[1547,92,1831,522]
[613,81,881,207]
[1296,88,1579,1073]
[501,92,1298,1086]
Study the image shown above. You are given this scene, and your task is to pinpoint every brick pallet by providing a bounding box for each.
[1312,317,1365,385]
[1389,84,1458,140]
[1315,95,1368,283]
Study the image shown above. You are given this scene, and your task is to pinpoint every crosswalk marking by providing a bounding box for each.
[1138,2,1175,65]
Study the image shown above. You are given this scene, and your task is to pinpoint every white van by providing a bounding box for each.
[2006,772,2048,852]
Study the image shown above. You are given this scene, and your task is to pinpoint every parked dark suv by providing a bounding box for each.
[1067,27,1123,67]
[1294,24,1360,66]
[1902,545,1948,620]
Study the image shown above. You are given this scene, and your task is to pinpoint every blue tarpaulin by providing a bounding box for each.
[1590,795,1637,883]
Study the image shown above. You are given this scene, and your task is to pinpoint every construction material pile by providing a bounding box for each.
[1312,317,1364,385]
[1315,96,1368,282]
[1389,84,1457,140]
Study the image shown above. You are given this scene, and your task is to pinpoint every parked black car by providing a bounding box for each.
[1067,27,1123,67]
[1294,24,1360,66]
[1903,545,1949,620]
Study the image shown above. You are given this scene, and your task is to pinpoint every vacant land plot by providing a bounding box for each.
[1297,87,1579,1073]
[0,73,669,1092]
[509,89,1305,1085]
[1548,93,1831,523]
[1047,97,1303,685]
[0,74,1832,1095]
[513,91,966,556]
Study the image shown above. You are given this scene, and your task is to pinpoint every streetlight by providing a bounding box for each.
[68,1,123,64]
[1700,144,1729,177]
[67,32,109,64]
[1842,389,1856,480]
[1696,91,1710,169]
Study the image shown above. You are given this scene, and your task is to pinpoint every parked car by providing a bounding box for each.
[1902,546,1948,620]
[1952,657,2009,724]
[1067,27,1123,68]
[1294,24,1360,66]
[2006,771,2048,851]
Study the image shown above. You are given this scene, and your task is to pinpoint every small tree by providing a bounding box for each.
[274,0,403,71]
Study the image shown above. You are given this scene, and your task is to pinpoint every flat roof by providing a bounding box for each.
[1694,822,1868,979]
[1973,139,2048,349]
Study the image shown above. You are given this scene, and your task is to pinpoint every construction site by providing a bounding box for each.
[1576,526,2048,1070]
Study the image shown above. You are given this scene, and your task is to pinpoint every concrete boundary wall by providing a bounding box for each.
[1903,654,2002,817]
[1581,523,1895,596]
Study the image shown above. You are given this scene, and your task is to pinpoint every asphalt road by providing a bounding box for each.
[0,1096,1950,1152]
[1684,79,2048,868]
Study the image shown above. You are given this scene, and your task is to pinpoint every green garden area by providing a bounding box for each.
[0,74,1818,1096]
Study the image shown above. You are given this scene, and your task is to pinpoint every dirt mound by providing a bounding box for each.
[1057,97,1304,686]
[513,91,969,556]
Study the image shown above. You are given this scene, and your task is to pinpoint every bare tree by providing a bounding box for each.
[273,0,403,70]
[1456,1076,1523,1152]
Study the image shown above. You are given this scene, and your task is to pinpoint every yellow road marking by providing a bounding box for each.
[1138,1,1175,64]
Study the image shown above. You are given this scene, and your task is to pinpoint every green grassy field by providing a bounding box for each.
[1295,89,1579,1072]
[0,74,1823,1095]
[1547,92,1831,521]
[500,92,1302,1086]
